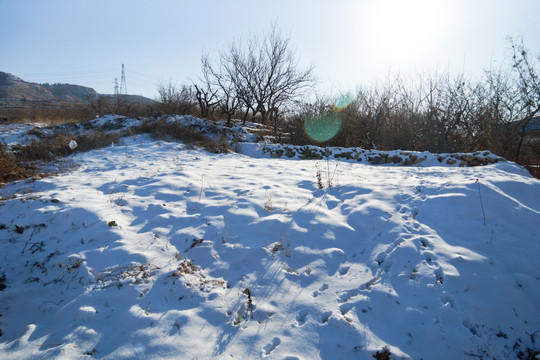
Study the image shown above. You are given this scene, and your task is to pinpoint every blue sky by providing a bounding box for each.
[1,0,539,99]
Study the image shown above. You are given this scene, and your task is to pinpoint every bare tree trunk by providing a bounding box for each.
[242,108,249,125]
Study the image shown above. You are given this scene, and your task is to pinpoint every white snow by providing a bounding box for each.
[0,116,539,359]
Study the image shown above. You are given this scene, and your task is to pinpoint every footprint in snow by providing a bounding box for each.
[338,265,350,276]
[423,252,434,263]
[263,337,281,356]
[320,311,332,324]
[339,302,354,315]
[418,237,432,249]
[398,205,409,214]
[371,231,383,242]
[382,257,393,271]
[326,200,340,210]
[440,295,455,308]
[421,253,445,284]
[295,309,309,326]
[434,267,445,285]
[312,283,328,298]
[361,275,381,290]
[375,252,387,266]
[338,288,359,303]
[320,283,329,291]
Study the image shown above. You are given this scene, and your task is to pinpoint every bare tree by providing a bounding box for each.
[203,24,315,132]
[201,54,240,127]
[89,95,109,116]
[509,37,540,162]
[88,94,133,116]
[156,81,195,115]
[111,94,131,115]
[193,69,218,119]
[482,66,522,157]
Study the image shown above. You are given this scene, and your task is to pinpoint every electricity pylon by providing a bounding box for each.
[119,64,127,95]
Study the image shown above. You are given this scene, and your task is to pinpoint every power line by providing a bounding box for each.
[18,68,118,80]
[16,66,157,97]
[129,69,156,82]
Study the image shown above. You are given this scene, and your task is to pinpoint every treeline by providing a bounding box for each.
[286,66,539,165]
[158,30,539,169]
[2,96,158,124]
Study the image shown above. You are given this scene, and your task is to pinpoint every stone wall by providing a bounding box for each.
[262,145,505,167]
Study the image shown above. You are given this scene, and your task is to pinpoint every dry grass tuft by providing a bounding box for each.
[93,263,161,290]
[172,257,226,290]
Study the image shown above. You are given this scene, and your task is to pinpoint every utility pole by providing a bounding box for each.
[114,78,119,95]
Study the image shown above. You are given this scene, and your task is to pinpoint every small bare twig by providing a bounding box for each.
[475,179,486,225]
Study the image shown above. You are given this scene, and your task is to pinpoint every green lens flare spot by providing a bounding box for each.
[304,113,342,143]
[332,92,355,112]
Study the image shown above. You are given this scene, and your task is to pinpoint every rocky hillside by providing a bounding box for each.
[0,72,55,101]
[41,83,98,101]
[0,71,97,102]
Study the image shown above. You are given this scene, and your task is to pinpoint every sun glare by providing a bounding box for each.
[359,0,450,71]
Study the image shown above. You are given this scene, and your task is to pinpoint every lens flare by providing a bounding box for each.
[331,92,355,112]
[304,113,342,143]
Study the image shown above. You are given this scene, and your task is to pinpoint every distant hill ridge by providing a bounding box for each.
[0,71,98,102]
[0,71,152,103]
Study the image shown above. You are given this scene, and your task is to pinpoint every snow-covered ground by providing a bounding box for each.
[0,116,539,359]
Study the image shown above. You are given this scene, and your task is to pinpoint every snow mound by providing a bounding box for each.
[0,116,539,359]
[1,115,507,168]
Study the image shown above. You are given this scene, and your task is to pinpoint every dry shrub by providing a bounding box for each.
[526,166,540,179]
[135,119,231,153]
[12,131,121,162]
[12,133,73,162]
[522,141,540,179]
[2,104,93,125]
[0,143,35,184]
[373,346,391,360]
[1,131,121,185]
[2,98,156,125]
[74,131,120,151]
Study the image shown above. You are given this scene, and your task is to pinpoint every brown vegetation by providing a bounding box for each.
[11,131,121,162]
[133,118,230,153]
[1,95,156,125]
[0,116,231,185]
[0,143,35,184]
[0,125,124,185]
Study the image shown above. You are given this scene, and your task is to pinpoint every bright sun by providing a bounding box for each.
[359,0,451,71]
